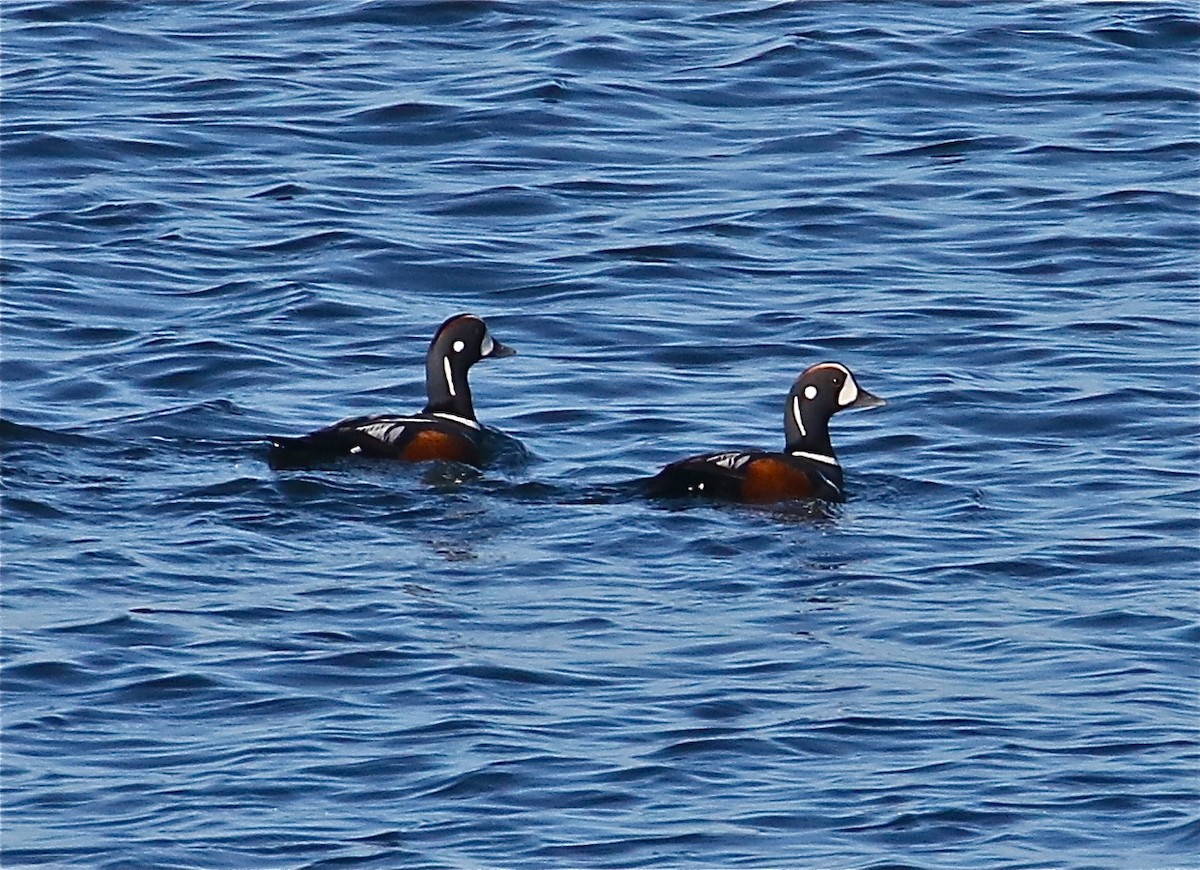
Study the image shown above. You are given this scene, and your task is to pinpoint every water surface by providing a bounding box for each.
[3,2,1198,868]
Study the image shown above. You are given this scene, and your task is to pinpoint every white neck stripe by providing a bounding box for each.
[792,395,806,437]
[431,411,480,430]
[789,450,839,467]
[443,356,456,397]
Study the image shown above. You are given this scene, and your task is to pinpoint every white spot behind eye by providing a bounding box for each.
[453,339,465,353]
[838,373,859,406]
[804,385,818,400]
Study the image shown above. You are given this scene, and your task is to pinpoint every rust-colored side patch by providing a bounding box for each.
[400,428,476,463]
[740,458,815,503]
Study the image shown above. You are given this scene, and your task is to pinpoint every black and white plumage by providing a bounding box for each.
[646,362,884,503]
[268,314,514,468]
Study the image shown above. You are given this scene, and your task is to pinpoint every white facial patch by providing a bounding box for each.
[453,339,465,353]
[443,356,456,397]
[803,385,818,400]
[838,372,859,407]
[791,395,806,437]
[481,334,495,357]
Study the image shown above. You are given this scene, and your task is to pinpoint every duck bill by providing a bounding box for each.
[484,338,516,359]
[849,388,885,409]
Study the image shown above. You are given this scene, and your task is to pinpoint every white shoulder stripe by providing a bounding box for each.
[812,468,842,495]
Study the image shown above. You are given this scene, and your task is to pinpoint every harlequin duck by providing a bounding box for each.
[646,362,884,503]
[268,314,514,468]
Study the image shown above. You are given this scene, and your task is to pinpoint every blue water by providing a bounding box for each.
[3,1,1198,867]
